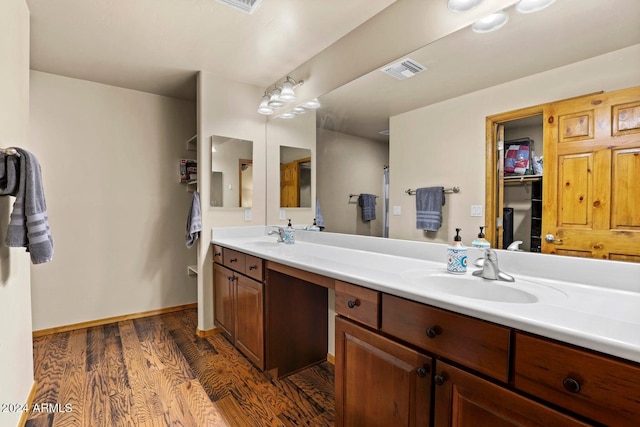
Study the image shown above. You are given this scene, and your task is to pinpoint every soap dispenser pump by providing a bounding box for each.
[447,228,467,274]
[284,219,295,244]
[308,218,320,232]
[472,226,491,249]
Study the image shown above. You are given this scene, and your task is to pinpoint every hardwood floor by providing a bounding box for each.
[27,308,335,426]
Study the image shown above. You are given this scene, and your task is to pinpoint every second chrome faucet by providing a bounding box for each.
[472,249,515,282]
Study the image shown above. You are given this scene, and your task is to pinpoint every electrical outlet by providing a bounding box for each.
[393,206,401,216]
[244,208,252,221]
[471,205,483,217]
[279,209,286,220]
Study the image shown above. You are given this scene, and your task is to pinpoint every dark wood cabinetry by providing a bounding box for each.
[335,317,432,427]
[434,361,589,427]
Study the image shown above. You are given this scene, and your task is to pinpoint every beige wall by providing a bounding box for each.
[197,71,267,331]
[0,0,34,424]
[29,71,197,331]
[390,44,640,244]
[317,129,388,236]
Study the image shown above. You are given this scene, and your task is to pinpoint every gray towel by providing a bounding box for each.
[315,199,325,230]
[416,187,445,232]
[358,194,376,221]
[0,153,20,196]
[5,148,54,264]
[185,190,202,248]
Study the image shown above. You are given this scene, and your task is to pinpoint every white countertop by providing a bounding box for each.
[211,226,640,364]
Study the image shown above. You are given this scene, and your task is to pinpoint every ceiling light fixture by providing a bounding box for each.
[472,11,509,33]
[516,0,556,14]
[447,0,484,12]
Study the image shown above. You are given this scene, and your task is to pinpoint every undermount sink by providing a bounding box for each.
[403,271,542,304]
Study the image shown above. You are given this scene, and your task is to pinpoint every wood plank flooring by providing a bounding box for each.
[27,308,335,426]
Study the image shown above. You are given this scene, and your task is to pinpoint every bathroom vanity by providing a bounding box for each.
[211,226,640,426]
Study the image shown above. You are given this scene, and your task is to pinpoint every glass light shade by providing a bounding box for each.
[302,98,321,109]
[279,112,295,119]
[516,0,556,13]
[447,0,483,12]
[279,80,296,102]
[472,11,509,33]
[257,95,274,115]
[292,106,306,114]
[268,88,285,108]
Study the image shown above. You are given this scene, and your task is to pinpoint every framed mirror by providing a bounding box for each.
[280,146,311,208]
[210,135,253,208]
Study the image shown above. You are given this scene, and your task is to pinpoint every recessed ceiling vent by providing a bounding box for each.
[380,58,426,80]
[216,0,264,14]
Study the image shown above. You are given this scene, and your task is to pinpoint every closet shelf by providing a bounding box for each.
[504,174,542,183]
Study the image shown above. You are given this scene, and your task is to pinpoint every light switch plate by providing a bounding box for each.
[279,209,286,220]
[244,208,252,221]
[471,205,483,217]
[393,206,402,216]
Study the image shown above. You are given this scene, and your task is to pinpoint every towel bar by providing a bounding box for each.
[406,187,460,195]
[0,147,20,157]
[349,193,379,199]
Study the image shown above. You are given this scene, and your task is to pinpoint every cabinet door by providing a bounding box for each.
[213,263,235,340]
[434,361,590,427]
[335,316,432,427]
[235,274,264,370]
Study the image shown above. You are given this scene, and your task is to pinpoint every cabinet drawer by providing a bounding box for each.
[212,244,223,264]
[335,281,380,329]
[223,248,246,273]
[245,254,264,281]
[381,294,510,382]
[514,333,640,426]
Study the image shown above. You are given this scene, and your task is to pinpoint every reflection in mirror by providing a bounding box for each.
[280,146,311,208]
[210,135,253,208]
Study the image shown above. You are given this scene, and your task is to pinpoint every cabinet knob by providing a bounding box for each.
[214,252,222,257]
[434,374,446,386]
[229,258,238,263]
[347,299,360,309]
[249,265,257,270]
[416,366,429,378]
[227,276,233,281]
[426,326,441,339]
[563,377,581,393]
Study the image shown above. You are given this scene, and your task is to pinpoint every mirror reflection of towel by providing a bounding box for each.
[358,194,376,221]
[416,187,444,231]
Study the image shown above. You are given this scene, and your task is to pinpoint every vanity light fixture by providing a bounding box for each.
[472,11,509,33]
[257,91,274,115]
[447,0,484,12]
[292,106,306,114]
[302,98,321,109]
[516,0,556,14]
[279,76,302,102]
[268,87,285,109]
[278,111,296,119]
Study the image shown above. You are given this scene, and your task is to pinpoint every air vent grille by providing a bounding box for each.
[380,58,427,80]
[216,0,264,14]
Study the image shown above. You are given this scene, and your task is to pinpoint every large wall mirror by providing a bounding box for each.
[280,146,311,208]
[308,0,640,260]
[210,135,253,208]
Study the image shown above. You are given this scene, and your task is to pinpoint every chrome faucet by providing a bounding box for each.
[472,249,515,282]
[268,226,285,242]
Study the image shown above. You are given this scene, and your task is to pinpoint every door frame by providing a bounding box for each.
[484,105,545,248]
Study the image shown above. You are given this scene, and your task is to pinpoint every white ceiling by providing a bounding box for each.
[317,0,640,142]
[26,0,396,100]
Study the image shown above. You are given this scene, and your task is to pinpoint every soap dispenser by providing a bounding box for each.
[472,226,491,249]
[308,218,320,232]
[284,219,295,244]
[447,228,467,274]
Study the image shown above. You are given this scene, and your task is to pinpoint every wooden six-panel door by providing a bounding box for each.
[542,86,640,261]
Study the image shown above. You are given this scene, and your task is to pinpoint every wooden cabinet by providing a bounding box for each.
[514,333,640,426]
[335,316,432,427]
[434,361,590,427]
[335,280,380,329]
[213,248,264,369]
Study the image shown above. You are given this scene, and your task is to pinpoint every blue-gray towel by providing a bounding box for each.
[185,190,202,248]
[315,199,325,230]
[0,152,20,196]
[416,187,445,232]
[4,148,54,264]
[358,194,376,222]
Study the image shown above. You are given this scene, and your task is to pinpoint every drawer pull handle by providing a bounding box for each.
[434,374,446,386]
[227,276,233,281]
[229,258,238,263]
[416,366,429,378]
[426,326,441,339]
[214,252,222,257]
[347,299,360,309]
[563,377,581,393]
[249,265,257,270]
